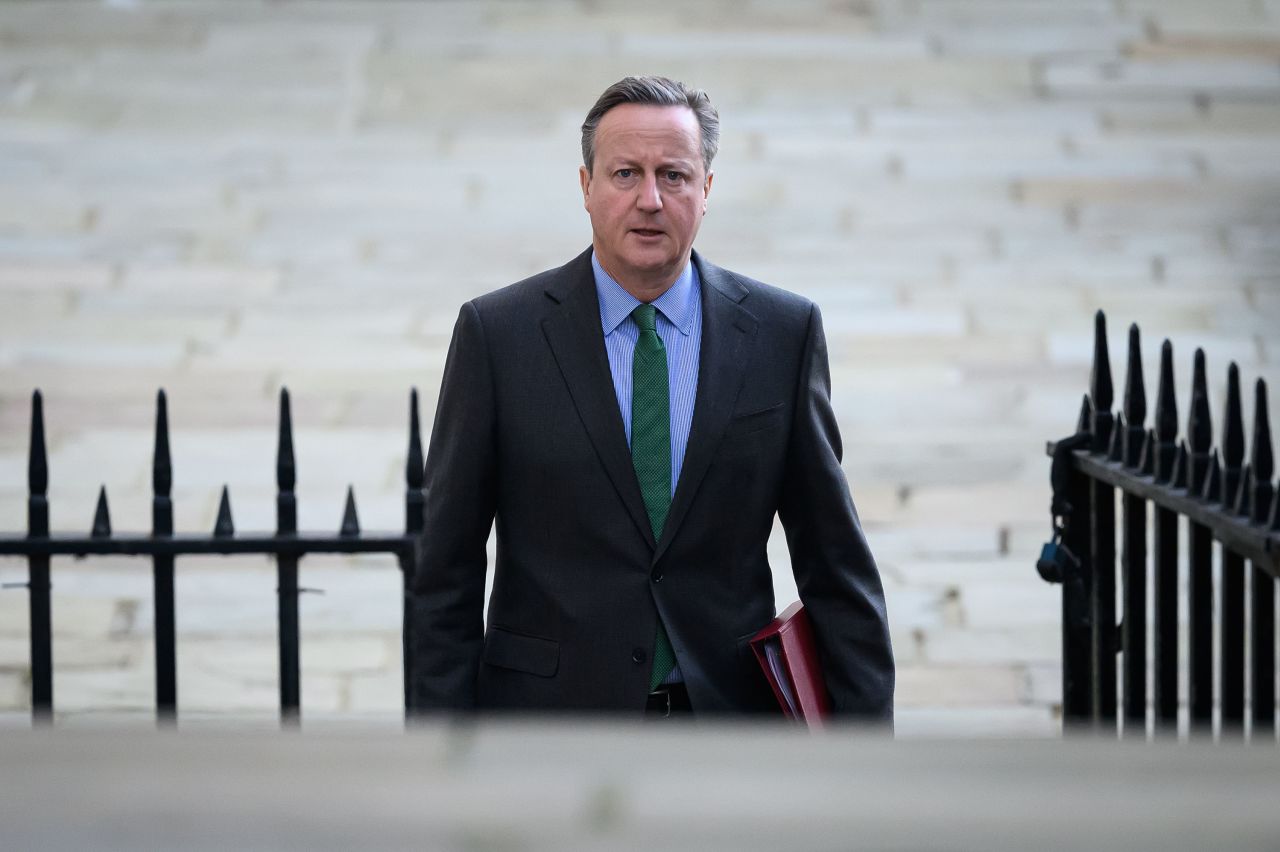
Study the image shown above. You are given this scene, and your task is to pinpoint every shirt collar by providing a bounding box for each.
[592,251,699,337]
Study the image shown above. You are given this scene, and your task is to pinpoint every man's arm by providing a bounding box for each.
[777,302,895,720]
[409,301,497,711]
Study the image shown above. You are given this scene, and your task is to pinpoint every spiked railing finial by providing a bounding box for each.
[340,486,360,538]
[1252,379,1273,484]
[214,486,235,537]
[407,388,424,490]
[1188,348,1211,455]
[91,485,111,538]
[1122,324,1146,468]
[28,390,49,537]
[152,389,174,536]
[153,390,172,497]
[1090,310,1114,453]
[29,390,47,497]
[276,388,297,535]
[1223,363,1245,509]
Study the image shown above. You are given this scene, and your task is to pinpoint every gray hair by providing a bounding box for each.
[580,75,720,174]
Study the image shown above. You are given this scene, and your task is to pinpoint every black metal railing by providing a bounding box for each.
[1041,310,1278,739]
[0,388,426,726]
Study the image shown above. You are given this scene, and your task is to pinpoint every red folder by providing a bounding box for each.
[749,601,831,729]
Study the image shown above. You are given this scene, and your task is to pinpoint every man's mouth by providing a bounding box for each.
[631,228,664,237]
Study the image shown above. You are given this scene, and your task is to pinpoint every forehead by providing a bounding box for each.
[594,103,701,163]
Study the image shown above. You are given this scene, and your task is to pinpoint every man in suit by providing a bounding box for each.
[412,76,893,719]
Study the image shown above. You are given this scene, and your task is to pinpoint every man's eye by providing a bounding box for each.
[665,171,683,181]
[617,168,633,178]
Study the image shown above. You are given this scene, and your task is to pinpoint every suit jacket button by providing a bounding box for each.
[651,570,662,582]
[632,648,647,664]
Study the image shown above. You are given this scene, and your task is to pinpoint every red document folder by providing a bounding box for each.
[749,601,831,729]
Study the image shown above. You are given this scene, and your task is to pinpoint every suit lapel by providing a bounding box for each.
[654,252,758,564]
[541,249,656,549]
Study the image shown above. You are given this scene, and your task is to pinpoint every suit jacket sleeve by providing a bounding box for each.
[777,303,895,720]
[410,301,496,711]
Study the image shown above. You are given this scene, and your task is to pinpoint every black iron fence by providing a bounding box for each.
[0,388,426,725]
[1041,311,1279,739]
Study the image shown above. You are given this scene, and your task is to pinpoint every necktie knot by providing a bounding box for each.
[632,303,658,334]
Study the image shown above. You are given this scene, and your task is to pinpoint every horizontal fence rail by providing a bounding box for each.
[1040,311,1279,741]
[0,388,427,726]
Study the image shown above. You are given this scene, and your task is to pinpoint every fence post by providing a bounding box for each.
[1088,312,1118,730]
[27,391,52,722]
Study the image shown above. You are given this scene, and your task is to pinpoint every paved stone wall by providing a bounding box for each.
[0,0,1276,734]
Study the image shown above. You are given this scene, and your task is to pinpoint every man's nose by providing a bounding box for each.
[635,173,662,212]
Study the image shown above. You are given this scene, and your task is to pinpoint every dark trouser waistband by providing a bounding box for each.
[645,682,692,718]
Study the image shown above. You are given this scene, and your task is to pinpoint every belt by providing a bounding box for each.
[645,682,692,718]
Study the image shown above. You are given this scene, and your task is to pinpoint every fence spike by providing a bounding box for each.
[1122,324,1146,468]
[276,388,297,535]
[1188,348,1212,454]
[1091,310,1114,411]
[1171,440,1188,489]
[214,486,235,537]
[153,389,172,497]
[91,485,111,538]
[1109,412,1126,462]
[1073,395,1090,435]
[152,389,174,537]
[1090,311,1114,453]
[1235,465,1254,517]
[29,390,48,496]
[277,388,296,492]
[1155,340,1177,442]
[1203,450,1222,503]
[1223,363,1245,509]
[340,486,360,537]
[407,388,424,489]
[1123,324,1147,427]
[1253,379,1273,484]
[1224,363,1244,469]
[28,390,49,537]
[1139,428,1155,476]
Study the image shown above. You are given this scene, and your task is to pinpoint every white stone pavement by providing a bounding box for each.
[0,0,1277,735]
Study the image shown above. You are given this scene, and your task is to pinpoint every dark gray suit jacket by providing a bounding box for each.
[411,247,893,718]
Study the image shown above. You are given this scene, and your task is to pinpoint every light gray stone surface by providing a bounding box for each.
[1,0,1277,733]
[3,727,1280,850]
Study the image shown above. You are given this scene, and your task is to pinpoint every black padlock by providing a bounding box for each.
[1037,541,1066,583]
[1036,538,1079,584]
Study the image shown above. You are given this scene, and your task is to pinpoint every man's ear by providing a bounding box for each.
[579,165,591,208]
[702,170,714,212]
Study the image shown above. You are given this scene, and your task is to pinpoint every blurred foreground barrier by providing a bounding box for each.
[3,725,1280,851]
[0,388,427,725]
[1040,311,1279,739]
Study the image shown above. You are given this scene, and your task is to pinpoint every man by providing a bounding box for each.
[412,76,893,719]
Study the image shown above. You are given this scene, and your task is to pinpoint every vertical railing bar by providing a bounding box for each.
[1120,324,1148,738]
[1187,350,1214,734]
[276,388,301,726]
[1220,364,1246,737]
[152,389,177,724]
[27,390,52,723]
[1152,341,1180,735]
[403,388,425,717]
[1089,312,1118,731]
[1247,379,1274,741]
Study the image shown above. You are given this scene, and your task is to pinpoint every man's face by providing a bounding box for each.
[580,104,713,294]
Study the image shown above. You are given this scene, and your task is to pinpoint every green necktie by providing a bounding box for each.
[631,304,676,690]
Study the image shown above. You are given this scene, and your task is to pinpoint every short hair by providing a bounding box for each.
[580,75,720,174]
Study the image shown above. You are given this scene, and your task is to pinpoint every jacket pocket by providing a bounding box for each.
[725,402,785,437]
[483,626,560,678]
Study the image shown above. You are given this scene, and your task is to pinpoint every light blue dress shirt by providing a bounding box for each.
[591,251,703,497]
[592,251,702,688]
